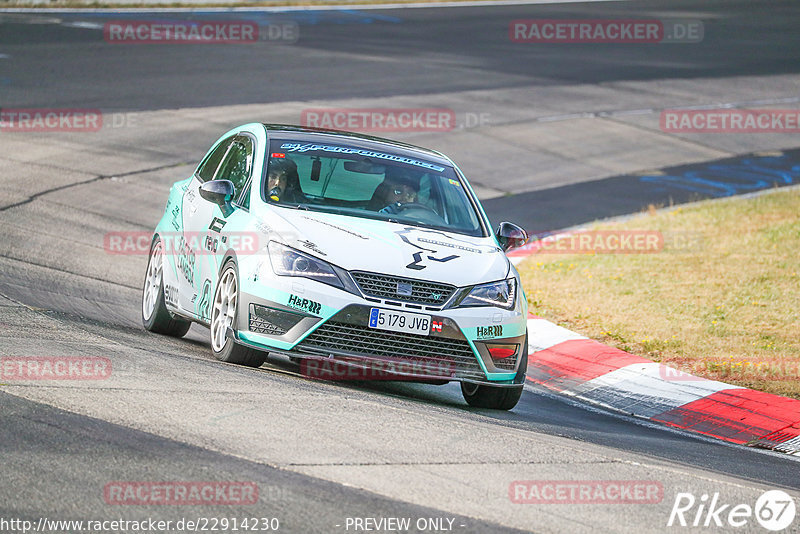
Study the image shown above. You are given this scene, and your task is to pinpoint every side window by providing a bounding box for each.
[216,136,254,205]
[196,136,234,183]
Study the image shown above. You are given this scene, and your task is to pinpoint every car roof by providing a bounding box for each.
[261,123,452,166]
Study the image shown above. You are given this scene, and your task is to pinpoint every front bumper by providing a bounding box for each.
[234,292,527,385]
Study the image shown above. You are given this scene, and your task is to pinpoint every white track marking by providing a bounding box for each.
[62,21,104,29]
[527,317,587,353]
[569,361,742,417]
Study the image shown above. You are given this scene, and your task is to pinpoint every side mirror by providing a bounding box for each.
[496,222,528,252]
[199,180,235,216]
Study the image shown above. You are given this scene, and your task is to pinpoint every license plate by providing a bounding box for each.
[368,308,431,336]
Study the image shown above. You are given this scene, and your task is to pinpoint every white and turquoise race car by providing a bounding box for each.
[142,124,529,409]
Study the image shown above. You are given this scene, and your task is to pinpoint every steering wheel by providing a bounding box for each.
[388,202,445,224]
[392,202,438,215]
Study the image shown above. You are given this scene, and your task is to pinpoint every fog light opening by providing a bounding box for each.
[487,344,518,360]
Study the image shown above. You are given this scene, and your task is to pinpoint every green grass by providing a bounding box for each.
[518,186,800,399]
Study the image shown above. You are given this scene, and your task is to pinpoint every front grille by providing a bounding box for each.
[296,321,486,380]
[350,271,456,306]
[493,355,519,371]
[250,314,287,335]
[248,304,304,336]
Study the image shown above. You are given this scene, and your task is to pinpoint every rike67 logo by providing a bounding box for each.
[668,490,796,531]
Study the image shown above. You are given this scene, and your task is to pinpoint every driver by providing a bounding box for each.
[367,167,421,214]
[379,177,419,214]
[385,181,417,205]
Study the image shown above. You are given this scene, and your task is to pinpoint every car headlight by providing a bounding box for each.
[457,278,516,310]
[268,241,344,290]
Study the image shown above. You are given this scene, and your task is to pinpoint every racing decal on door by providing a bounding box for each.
[197,279,212,321]
[164,283,179,307]
[203,235,219,253]
[170,204,181,231]
[177,236,195,285]
[209,217,227,233]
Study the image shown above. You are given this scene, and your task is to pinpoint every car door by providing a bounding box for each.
[183,134,255,322]
[177,136,234,317]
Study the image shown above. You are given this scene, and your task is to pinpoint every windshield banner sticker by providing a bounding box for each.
[279,143,445,172]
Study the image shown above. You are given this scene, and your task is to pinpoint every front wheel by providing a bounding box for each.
[142,237,191,337]
[460,382,523,410]
[461,330,527,410]
[210,262,267,368]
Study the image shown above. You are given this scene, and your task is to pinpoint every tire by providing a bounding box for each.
[142,237,191,337]
[460,331,528,410]
[210,261,267,368]
[461,382,523,410]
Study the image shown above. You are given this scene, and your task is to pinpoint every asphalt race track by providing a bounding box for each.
[1,0,799,110]
[1,0,800,532]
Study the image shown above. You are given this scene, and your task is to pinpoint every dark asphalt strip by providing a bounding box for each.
[482,148,800,231]
[1,0,799,111]
[352,379,800,491]
[0,390,529,534]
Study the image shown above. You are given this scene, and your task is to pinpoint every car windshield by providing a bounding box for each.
[262,139,486,237]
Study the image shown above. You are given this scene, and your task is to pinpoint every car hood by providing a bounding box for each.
[253,207,509,287]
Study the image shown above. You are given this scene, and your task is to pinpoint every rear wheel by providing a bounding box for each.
[210,262,267,368]
[142,237,191,337]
